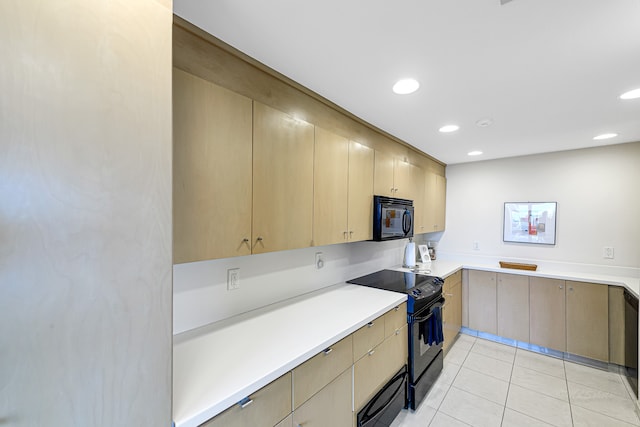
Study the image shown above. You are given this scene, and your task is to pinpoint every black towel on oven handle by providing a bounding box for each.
[421,306,443,346]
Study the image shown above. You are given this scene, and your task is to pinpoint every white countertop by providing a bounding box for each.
[399,258,640,297]
[172,283,407,427]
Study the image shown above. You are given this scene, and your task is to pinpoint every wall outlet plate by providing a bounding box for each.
[227,268,240,290]
[315,252,324,269]
[603,247,615,259]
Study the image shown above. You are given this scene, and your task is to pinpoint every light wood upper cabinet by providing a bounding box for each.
[468,270,497,335]
[313,127,349,246]
[373,151,411,199]
[410,164,427,234]
[313,131,374,246]
[497,273,530,343]
[529,277,566,351]
[566,280,609,362]
[253,102,314,254]
[347,141,374,242]
[424,172,446,232]
[173,68,253,264]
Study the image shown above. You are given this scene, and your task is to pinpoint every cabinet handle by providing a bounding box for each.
[368,350,375,356]
[349,230,353,236]
[395,329,401,335]
[239,398,253,409]
[390,187,395,193]
[569,287,574,291]
[256,236,263,241]
[394,306,400,311]
[323,348,332,356]
[242,238,249,243]
[343,231,348,239]
[367,321,374,328]
[559,285,563,289]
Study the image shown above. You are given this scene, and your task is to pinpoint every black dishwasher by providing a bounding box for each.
[624,289,638,398]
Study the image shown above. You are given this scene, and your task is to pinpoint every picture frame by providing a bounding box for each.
[503,202,557,245]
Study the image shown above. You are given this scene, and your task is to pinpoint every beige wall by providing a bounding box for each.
[0,1,173,425]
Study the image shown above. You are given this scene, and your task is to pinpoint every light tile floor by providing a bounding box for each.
[391,333,640,427]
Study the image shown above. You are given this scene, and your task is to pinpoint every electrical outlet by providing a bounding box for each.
[315,252,324,269]
[603,247,615,259]
[473,241,480,251]
[227,268,240,290]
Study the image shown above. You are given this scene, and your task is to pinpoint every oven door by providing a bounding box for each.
[409,298,444,382]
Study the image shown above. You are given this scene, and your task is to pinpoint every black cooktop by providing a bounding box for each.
[347,269,443,303]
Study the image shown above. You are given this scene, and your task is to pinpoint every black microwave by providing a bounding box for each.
[373,195,414,241]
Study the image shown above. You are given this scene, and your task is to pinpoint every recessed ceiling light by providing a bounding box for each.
[593,133,618,140]
[620,88,640,100]
[392,79,419,95]
[439,125,460,133]
[468,151,483,156]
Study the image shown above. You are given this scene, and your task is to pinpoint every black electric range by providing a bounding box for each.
[347,269,443,314]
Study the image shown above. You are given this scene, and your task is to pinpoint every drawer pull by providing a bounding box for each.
[368,349,375,356]
[367,321,374,328]
[395,306,400,311]
[395,329,401,335]
[238,398,253,409]
[323,348,333,356]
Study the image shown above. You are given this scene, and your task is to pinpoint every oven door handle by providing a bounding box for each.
[411,298,445,323]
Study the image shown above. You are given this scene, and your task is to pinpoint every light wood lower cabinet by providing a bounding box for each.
[566,280,609,362]
[275,414,293,427]
[497,273,530,342]
[292,368,352,427]
[293,335,353,409]
[384,303,407,338]
[442,271,462,353]
[468,270,497,334]
[529,277,566,351]
[201,372,292,427]
[609,286,625,366]
[354,324,408,411]
[352,318,385,361]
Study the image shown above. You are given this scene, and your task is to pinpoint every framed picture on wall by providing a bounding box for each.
[503,202,557,245]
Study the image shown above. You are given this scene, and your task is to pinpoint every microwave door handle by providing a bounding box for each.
[402,210,411,235]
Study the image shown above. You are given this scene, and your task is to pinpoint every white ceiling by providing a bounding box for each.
[174,0,640,165]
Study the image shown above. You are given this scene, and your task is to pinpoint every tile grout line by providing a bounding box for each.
[563,359,575,427]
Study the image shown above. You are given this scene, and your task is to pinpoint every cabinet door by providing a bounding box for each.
[443,271,462,353]
[374,151,395,197]
[173,69,253,263]
[252,102,314,254]
[393,159,412,200]
[609,286,625,365]
[292,368,352,427]
[353,318,385,362]
[354,325,408,411]
[313,127,349,246]
[410,164,426,234]
[497,273,530,342]
[566,281,609,362]
[433,174,446,231]
[424,172,446,232]
[468,270,497,334]
[529,277,566,351]
[347,141,374,242]
[202,372,292,427]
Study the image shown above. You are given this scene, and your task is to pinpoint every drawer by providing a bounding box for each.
[292,367,352,427]
[292,335,353,409]
[201,372,292,427]
[384,303,407,338]
[353,315,385,361]
[444,270,462,290]
[353,324,408,411]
